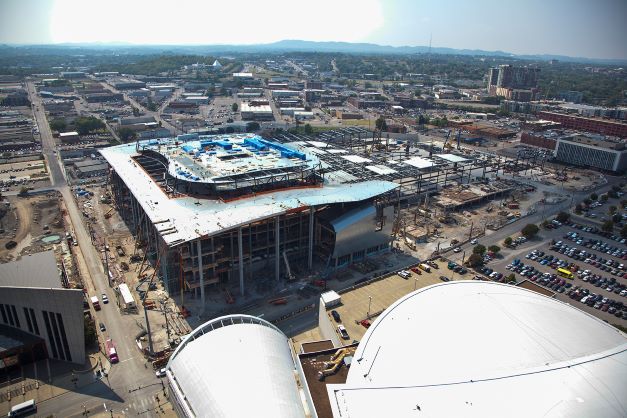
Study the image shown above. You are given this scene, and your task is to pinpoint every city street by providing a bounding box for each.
[24,82,163,417]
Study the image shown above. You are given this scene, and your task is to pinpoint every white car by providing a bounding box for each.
[101,293,109,304]
[470,239,478,245]
[337,325,350,340]
[156,368,167,378]
[453,247,462,253]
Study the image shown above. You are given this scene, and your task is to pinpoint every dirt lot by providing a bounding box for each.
[0,192,65,262]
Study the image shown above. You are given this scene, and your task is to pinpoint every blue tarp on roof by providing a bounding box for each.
[258,138,306,160]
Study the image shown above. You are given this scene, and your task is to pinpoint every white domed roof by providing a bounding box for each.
[328,281,627,418]
[168,315,305,418]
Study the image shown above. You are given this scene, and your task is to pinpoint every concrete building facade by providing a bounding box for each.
[0,251,85,365]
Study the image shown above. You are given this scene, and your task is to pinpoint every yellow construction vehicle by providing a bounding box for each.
[318,347,356,381]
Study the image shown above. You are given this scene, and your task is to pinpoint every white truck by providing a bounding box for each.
[118,283,136,310]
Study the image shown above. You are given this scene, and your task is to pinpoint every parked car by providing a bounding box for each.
[337,325,350,340]
[331,310,341,322]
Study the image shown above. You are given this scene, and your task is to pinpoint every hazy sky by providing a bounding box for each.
[0,0,626,59]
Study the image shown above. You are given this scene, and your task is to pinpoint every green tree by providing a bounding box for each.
[84,318,97,346]
[375,116,387,131]
[304,124,313,134]
[117,127,137,142]
[488,245,501,254]
[584,198,592,205]
[473,244,486,255]
[245,122,260,132]
[146,97,157,112]
[225,126,235,133]
[612,213,621,223]
[602,220,614,232]
[521,223,539,238]
[467,253,484,268]
[609,205,618,214]
[17,186,29,197]
[506,273,516,283]
[132,106,140,117]
[49,118,67,132]
[556,212,570,223]
[504,236,513,246]
[75,116,105,135]
[600,194,609,202]
[231,103,238,112]
[574,203,583,214]
[621,224,627,238]
[590,193,598,201]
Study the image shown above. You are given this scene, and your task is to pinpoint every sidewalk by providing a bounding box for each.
[0,353,106,416]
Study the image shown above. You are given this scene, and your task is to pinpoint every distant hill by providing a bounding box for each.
[3,40,626,64]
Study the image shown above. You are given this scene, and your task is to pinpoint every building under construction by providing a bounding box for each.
[100,133,398,303]
[101,129,546,304]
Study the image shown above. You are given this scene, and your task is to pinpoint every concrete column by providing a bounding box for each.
[238,228,244,296]
[196,239,205,311]
[308,207,314,269]
[275,216,280,281]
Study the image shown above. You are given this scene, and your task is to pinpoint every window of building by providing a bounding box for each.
[29,308,40,335]
[0,304,7,324]
[56,313,72,362]
[4,304,15,327]
[42,311,59,359]
[338,254,351,266]
[10,305,20,329]
[48,312,66,361]
[23,307,33,333]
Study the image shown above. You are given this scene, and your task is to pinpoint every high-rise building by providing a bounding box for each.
[487,65,540,100]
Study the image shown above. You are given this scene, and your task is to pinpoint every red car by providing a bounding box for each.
[410,267,422,275]
[360,319,371,328]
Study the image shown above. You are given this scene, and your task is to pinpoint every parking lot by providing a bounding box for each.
[480,220,627,326]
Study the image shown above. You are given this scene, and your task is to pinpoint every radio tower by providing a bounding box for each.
[428,33,432,63]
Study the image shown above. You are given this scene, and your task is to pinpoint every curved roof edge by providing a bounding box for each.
[168,314,284,366]
[356,280,626,361]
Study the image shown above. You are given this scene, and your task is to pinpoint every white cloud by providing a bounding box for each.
[50,0,384,44]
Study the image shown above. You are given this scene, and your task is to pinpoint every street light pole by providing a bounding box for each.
[414,277,418,291]
[367,296,372,318]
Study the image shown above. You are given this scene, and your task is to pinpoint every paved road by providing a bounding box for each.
[101,83,181,135]
[25,81,160,417]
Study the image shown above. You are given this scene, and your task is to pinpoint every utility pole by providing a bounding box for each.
[144,303,153,356]
[104,238,111,287]
[162,299,171,343]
